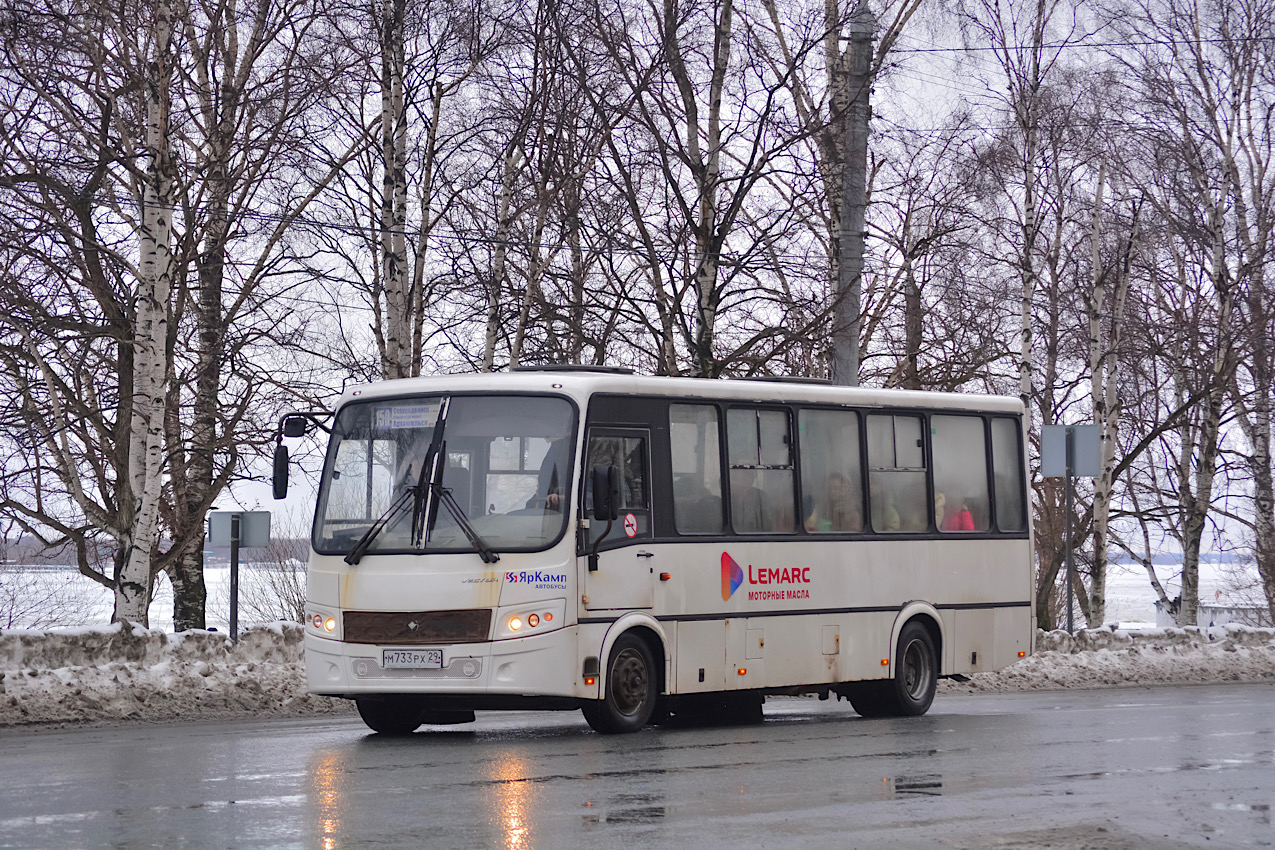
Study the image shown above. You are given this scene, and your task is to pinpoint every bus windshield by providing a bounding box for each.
[313,394,575,557]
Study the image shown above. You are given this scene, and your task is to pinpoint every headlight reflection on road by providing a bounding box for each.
[309,749,345,850]
[490,754,536,850]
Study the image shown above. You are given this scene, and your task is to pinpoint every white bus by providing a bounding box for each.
[276,368,1034,735]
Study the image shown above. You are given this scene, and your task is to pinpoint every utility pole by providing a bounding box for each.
[831,2,876,387]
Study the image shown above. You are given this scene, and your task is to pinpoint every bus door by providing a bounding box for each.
[580,429,654,611]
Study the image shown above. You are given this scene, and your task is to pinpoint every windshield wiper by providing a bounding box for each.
[344,486,415,566]
[413,435,499,563]
[411,397,451,547]
[432,467,500,564]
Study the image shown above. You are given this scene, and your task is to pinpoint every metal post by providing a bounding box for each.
[1065,427,1075,634]
[230,513,240,641]
[831,3,876,386]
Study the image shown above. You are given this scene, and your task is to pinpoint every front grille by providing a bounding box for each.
[343,609,492,645]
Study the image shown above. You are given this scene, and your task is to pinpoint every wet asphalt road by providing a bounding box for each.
[0,683,1272,850]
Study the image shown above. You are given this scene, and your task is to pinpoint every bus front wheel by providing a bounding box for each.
[583,633,657,734]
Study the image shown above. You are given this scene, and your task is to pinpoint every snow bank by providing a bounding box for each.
[0,622,352,728]
[940,624,1275,694]
[2,624,1274,729]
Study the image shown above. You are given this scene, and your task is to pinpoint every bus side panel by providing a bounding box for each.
[953,609,995,674]
[675,620,726,693]
[994,606,1032,668]
[843,612,899,681]
[939,608,957,674]
[722,612,903,690]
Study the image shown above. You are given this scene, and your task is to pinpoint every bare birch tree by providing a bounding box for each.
[1105,0,1259,625]
[0,0,180,625]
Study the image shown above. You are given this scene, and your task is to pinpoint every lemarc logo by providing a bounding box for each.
[721,552,814,602]
[721,552,744,600]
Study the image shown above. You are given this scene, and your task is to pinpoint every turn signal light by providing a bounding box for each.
[881,659,890,666]
[324,617,336,632]
[737,667,747,676]
[509,616,523,632]
[1019,651,1027,658]
[584,676,596,686]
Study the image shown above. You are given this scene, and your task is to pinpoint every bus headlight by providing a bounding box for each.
[307,606,341,639]
[495,599,566,640]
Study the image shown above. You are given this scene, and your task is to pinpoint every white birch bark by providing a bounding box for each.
[119,0,176,626]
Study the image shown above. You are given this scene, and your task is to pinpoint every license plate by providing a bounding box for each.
[382,649,443,669]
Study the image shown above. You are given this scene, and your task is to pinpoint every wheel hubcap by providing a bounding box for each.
[902,639,931,700]
[610,648,648,716]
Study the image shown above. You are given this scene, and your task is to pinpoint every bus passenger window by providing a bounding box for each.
[991,417,1026,531]
[670,404,724,534]
[798,409,863,532]
[866,414,927,533]
[727,408,795,534]
[931,415,989,532]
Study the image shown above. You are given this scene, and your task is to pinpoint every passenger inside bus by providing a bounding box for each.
[942,495,976,531]
[869,477,901,532]
[804,472,862,532]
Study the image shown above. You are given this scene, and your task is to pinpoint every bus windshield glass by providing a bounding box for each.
[313,395,575,556]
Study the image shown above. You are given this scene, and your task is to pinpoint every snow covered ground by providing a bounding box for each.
[2,621,1273,730]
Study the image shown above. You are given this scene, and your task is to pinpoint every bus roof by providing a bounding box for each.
[336,370,1024,416]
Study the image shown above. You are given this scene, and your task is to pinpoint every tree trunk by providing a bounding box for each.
[118,0,177,626]
[482,144,522,371]
[380,0,410,380]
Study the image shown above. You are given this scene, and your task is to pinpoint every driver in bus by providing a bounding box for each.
[529,439,568,511]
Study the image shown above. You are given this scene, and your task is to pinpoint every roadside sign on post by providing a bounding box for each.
[1041,424,1102,637]
[208,511,271,641]
[208,511,271,548]
[1041,424,1101,478]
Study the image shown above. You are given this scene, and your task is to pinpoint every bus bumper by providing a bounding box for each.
[305,625,582,700]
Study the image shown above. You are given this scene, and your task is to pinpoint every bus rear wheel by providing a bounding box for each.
[849,621,938,718]
[355,695,426,735]
[583,633,657,734]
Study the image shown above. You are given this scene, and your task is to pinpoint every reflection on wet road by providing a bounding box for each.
[1,683,1272,849]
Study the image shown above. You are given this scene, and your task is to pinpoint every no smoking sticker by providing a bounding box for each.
[623,513,638,538]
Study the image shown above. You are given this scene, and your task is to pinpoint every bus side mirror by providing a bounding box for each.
[272,443,289,500]
[591,464,621,521]
[282,415,310,438]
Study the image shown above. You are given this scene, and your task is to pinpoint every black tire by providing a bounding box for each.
[582,633,658,734]
[846,682,889,718]
[881,621,938,716]
[356,696,426,735]
[846,622,938,718]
